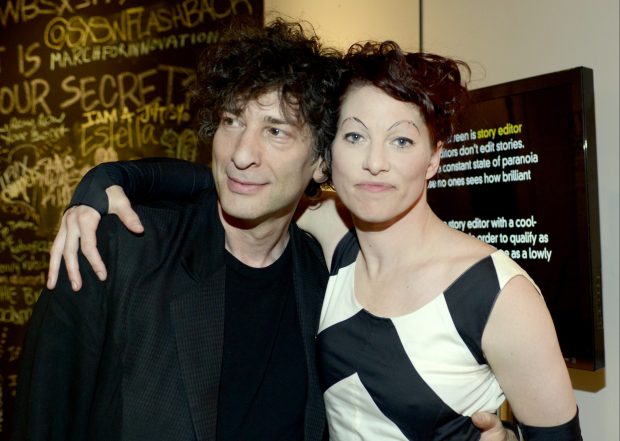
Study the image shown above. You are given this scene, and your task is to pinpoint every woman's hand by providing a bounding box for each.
[46,185,144,291]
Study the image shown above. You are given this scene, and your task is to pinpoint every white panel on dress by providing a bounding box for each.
[325,373,409,441]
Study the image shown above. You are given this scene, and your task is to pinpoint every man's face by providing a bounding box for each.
[212,91,326,228]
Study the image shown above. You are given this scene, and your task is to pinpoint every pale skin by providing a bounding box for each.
[318,85,577,428]
[47,88,560,440]
[49,90,327,291]
[208,92,328,267]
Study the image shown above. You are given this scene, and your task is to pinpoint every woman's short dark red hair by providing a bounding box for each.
[338,41,470,146]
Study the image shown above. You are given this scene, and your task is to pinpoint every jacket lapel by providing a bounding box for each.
[168,194,329,441]
[170,192,227,441]
[170,268,225,441]
[289,224,329,441]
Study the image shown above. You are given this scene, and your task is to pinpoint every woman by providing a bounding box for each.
[48,42,581,440]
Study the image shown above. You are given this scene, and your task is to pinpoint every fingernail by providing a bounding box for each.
[71,281,78,291]
[96,272,105,281]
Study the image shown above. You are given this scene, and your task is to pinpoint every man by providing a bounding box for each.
[13,20,339,441]
[14,20,515,441]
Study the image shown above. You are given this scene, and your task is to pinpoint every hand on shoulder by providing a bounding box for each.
[47,186,142,291]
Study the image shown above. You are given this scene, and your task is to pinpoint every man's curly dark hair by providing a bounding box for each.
[191,19,343,197]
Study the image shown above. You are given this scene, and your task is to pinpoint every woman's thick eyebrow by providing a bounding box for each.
[340,116,368,129]
[388,120,420,133]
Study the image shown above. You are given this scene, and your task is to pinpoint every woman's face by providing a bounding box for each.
[331,84,441,227]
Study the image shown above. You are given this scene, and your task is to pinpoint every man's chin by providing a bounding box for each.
[217,198,300,231]
[217,200,264,227]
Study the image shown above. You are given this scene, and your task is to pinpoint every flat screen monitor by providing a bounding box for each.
[427,67,604,370]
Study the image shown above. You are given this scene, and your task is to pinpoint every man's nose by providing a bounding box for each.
[231,127,262,169]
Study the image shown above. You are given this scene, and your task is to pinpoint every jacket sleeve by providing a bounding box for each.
[69,158,213,214]
[11,235,112,440]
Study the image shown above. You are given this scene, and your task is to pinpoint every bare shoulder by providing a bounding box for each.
[408,222,498,297]
[296,191,352,266]
[435,223,497,274]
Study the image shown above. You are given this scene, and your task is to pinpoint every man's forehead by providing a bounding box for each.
[231,91,304,125]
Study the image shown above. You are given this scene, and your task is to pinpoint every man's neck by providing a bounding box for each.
[218,205,293,268]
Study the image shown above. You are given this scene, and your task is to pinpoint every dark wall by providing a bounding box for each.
[0,1,263,436]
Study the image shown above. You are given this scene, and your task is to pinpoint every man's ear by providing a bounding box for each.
[312,157,329,184]
[426,142,443,180]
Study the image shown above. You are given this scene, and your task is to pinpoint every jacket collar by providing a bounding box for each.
[179,190,226,282]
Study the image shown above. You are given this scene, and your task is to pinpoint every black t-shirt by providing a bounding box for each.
[217,243,306,441]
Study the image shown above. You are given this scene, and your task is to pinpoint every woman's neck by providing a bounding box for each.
[353,202,442,277]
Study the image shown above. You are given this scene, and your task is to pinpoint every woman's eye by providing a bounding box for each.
[393,137,413,148]
[344,132,363,143]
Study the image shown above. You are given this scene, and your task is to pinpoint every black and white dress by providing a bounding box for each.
[317,230,538,440]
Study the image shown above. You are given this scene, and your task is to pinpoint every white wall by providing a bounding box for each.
[424,2,619,440]
[265,0,420,51]
[265,1,619,439]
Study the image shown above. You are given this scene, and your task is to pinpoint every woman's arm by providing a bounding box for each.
[47,158,210,291]
[70,158,212,214]
[482,276,581,439]
[296,190,351,267]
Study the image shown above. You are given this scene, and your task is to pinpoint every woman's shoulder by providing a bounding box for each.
[435,224,497,270]
[436,229,538,295]
[297,191,352,266]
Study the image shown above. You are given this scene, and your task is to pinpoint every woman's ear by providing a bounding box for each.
[426,142,443,179]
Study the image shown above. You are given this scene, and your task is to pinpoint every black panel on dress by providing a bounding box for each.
[318,310,481,440]
[443,256,501,365]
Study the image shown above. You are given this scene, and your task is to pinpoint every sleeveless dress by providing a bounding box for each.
[317,230,539,440]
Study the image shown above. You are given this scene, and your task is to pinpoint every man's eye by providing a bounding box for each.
[268,127,282,136]
[220,113,241,127]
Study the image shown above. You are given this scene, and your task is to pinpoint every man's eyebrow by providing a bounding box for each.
[265,115,298,126]
[221,108,240,116]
